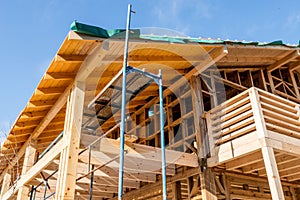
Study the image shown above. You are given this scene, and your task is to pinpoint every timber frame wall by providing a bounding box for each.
[0,29,300,200]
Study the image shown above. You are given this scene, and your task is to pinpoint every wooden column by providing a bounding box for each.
[210,71,218,108]
[261,146,285,200]
[0,172,11,198]
[249,88,285,200]
[172,181,181,200]
[267,71,276,94]
[190,75,217,200]
[289,70,300,100]
[17,140,37,200]
[55,81,85,200]
[221,173,231,199]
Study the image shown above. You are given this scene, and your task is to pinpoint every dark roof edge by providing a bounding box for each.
[70,21,300,48]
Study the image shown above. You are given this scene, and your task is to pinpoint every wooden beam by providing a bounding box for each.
[190,75,217,200]
[2,139,65,200]
[289,70,300,100]
[77,176,139,189]
[101,54,215,63]
[55,54,86,62]
[0,84,71,184]
[167,46,228,95]
[75,41,127,82]
[114,167,201,200]
[267,50,300,72]
[249,88,268,138]
[200,169,217,200]
[28,100,57,107]
[17,141,37,200]
[22,110,50,118]
[225,150,262,170]
[37,87,66,95]
[68,30,105,41]
[45,72,76,80]
[190,75,206,157]
[79,150,176,175]
[96,137,198,167]
[55,81,85,199]
[0,173,11,199]
[288,61,300,71]
[261,147,285,199]
[249,88,285,199]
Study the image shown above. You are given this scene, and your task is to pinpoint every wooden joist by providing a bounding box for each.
[267,50,300,72]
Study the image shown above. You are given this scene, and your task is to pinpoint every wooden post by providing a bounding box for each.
[55,81,85,199]
[260,69,268,91]
[221,173,231,199]
[190,75,206,156]
[172,181,181,200]
[267,71,276,94]
[210,71,218,108]
[190,75,217,200]
[249,87,285,200]
[289,186,297,200]
[17,140,37,200]
[261,146,285,200]
[200,170,217,200]
[0,172,11,198]
[289,70,300,100]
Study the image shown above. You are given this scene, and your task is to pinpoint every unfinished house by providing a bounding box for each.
[0,21,300,200]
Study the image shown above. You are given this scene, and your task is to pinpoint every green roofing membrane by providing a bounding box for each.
[70,21,299,47]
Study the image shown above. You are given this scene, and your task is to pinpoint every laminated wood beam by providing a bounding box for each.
[45,72,76,80]
[55,81,85,199]
[22,110,51,118]
[37,87,66,95]
[261,147,285,200]
[28,100,57,107]
[55,54,86,62]
[78,137,197,174]
[267,50,300,72]
[98,137,197,167]
[0,173,11,199]
[79,150,176,175]
[190,74,217,200]
[16,141,37,200]
[242,153,290,173]
[225,150,262,170]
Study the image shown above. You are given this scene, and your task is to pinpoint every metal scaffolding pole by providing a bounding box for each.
[158,69,167,200]
[118,4,167,199]
[118,4,133,200]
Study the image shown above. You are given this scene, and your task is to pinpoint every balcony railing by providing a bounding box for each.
[206,87,300,166]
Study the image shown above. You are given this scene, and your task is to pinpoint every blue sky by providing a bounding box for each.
[1,0,300,134]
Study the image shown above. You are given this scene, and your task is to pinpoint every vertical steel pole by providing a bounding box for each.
[43,180,47,199]
[118,4,132,200]
[29,186,35,200]
[89,165,95,200]
[158,69,167,200]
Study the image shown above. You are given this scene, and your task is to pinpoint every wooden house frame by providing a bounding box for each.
[0,22,300,199]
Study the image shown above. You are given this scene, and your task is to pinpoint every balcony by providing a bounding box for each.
[206,87,300,183]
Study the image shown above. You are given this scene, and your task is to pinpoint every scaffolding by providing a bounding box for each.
[1,6,300,200]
